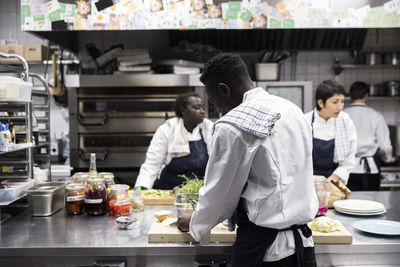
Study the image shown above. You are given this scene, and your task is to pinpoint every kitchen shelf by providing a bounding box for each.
[0,193,27,206]
[0,143,34,155]
[333,64,400,75]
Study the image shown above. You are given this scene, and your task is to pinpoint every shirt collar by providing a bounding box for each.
[242,87,268,103]
[314,109,335,124]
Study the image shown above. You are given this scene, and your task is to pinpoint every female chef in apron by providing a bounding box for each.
[134,92,213,189]
[305,80,357,184]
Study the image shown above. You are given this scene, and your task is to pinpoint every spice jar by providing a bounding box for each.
[131,186,144,212]
[108,184,130,216]
[65,183,85,215]
[313,175,328,216]
[85,178,107,215]
[99,172,115,188]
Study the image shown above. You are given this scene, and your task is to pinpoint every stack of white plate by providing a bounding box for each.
[333,199,386,216]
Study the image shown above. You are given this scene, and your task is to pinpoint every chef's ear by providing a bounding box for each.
[218,83,231,97]
[317,99,324,109]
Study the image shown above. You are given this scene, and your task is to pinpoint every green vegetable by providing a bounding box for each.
[177,174,204,194]
[143,189,172,197]
[177,174,204,209]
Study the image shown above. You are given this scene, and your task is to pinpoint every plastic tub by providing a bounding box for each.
[0,179,34,203]
[0,76,32,101]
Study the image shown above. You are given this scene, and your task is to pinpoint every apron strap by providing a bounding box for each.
[281,224,312,267]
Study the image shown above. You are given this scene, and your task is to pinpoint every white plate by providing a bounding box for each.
[333,199,385,212]
[335,207,387,216]
[353,220,400,235]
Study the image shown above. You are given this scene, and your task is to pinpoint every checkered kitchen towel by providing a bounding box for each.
[334,114,350,162]
[213,103,281,138]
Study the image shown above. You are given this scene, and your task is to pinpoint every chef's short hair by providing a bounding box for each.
[315,80,346,110]
[199,53,250,89]
[350,81,369,101]
[175,92,201,118]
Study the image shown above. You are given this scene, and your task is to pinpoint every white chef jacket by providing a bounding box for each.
[344,103,393,174]
[304,110,357,184]
[134,117,214,189]
[190,88,319,262]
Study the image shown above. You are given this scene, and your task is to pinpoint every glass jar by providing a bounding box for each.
[85,178,107,215]
[313,175,328,216]
[65,183,85,215]
[73,172,89,185]
[131,188,144,212]
[99,172,115,188]
[108,184,130,216]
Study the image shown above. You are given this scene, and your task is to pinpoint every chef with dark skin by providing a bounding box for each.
[135,92,213,190]
[179,54,318,267]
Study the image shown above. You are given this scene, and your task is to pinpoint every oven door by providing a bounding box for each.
[77,98,176,133]
[78,133,153,168]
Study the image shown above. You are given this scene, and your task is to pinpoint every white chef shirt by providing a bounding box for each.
[344,103,393,174]
[134,117,214,189]
[304,110,357,184]
[190,88,319,262]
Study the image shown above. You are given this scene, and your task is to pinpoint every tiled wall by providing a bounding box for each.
[280,28,400,125]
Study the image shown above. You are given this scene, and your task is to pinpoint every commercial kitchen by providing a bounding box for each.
[1,0,400,266]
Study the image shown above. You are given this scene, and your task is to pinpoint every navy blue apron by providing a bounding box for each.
[231,198,312,267]
[311,111,338,177]
[156,128,208,190]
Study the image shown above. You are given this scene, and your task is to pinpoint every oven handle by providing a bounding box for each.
[78,114,109,126]
[79,149,109,162]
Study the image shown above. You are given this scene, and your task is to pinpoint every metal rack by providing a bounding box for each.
[0,53,35,224]
[30,73,51,179]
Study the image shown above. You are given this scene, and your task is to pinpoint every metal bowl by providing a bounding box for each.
[115,216,136,229]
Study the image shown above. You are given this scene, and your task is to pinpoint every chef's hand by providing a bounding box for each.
[177,213,192,232]
[326,174,340,183]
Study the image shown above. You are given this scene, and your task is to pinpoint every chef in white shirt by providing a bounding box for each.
[344,81,393,191]
[186,53,318,267]
[134,92,213,189]
[305,80,357,185]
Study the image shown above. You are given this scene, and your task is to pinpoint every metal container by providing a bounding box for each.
[386,81,400,96]
[27,182,65,216]
[254,63,280,81]
[382,53,399,66]
[369,83,385,96]
[366,52,381,65]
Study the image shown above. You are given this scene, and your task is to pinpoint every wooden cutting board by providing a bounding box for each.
[148,222,236,243]
[148,221,352,244]
[128,190,175,205]
[311,224,353,244]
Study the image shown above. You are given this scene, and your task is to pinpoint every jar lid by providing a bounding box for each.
[110,184,129,191]
[313,175,326,182]
[66,183,85,190]
[72,172,89,178]
[99,172,114,178]
[87,177,105,183]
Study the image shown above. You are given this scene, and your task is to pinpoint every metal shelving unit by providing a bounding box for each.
[30,74,51,178]
[0,53,35,224]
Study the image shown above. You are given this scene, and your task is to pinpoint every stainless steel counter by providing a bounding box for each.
[0,192,400,267]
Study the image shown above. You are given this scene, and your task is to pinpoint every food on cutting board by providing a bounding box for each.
[143,189,174,198]
[310,216,341,233]
[154,210,172,222]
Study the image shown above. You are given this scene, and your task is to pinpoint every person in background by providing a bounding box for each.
[344,81,393,191]
[134,92,213,190]
[188,53,318,266]
[305,80,357,184]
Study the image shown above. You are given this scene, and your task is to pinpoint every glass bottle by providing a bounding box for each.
[108,184,130,216]
[313,175,328,216]
[65,183,85,215]
[85,177,107,215]
[88,153,97,177]
[131,186,144,212]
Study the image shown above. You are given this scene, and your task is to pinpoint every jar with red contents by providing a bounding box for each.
[85,177,107,215]
[313,175,329,216]
[108,184,130,216]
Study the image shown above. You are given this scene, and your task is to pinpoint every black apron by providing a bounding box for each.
[232,199,312,267]
[311,111,338,177]
[155,129,208,190]
[346,104,382,190]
